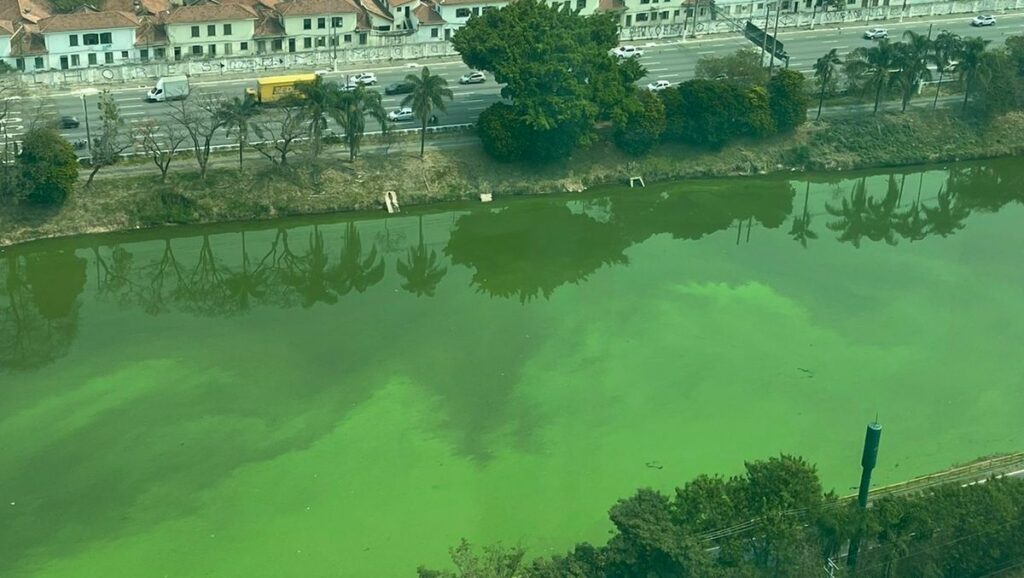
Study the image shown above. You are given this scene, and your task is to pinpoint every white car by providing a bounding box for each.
[863,27,889,40]
[647,80,671,92]
[347,72,377,86]
[459,71,486,84]
[610,45,644,58]
[387,107,415,122]
[971,14,996,26]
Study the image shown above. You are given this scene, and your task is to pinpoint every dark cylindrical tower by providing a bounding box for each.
[857,422,883,508]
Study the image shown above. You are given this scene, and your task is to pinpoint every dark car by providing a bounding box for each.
[384,81,415,95]
[58,116,80,129]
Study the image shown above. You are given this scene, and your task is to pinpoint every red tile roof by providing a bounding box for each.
[359,0,391,20]
[134,18,167,44]
[0,0,51,24]
[101,0,171,16]
[276,0,360,16]
[38,10,138,32]
[163,2,257,23]
[597,0,625,10]
[0,18,16,33]
[412,2,442,24]
[253,11,283,36]
[9,25,47,55]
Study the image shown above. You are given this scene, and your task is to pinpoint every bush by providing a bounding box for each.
[745,86,776,138]
[614,91,666,156]
[665,80,751,149]
[768,69,810,133]
[477,103,526,162]
[16,128,79,205]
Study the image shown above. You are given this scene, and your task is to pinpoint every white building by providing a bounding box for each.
[38,11,139,70]
[163,2,258,60]
[276,0,363,52]
[432,0,504,40]
[0,19,14,65]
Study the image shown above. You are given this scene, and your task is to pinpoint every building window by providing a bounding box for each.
[317,17,326,28]
[100,32,112,43]
[34,56,44,69]
[71,54,80,66]
[88,53,97,65]
[673,9,680,16]
[636,12,648,20]
[272,38,283,51]
[191,26,200,37]
[455,7,470,17]
[192,45,203,55]
[482,5,494,11]
[332,16,343,27]
[104,52,113,64]
[359,32,367,44]
[155,47,166,59]
[472,6,480,15]
[576,0,586,8]
[316,36,325,47]
[121,50,129,58]
[224,23,232,35]
[140,49,149,61]
[303,18,312,29]
[207,24,216,36]
[240,41,249,50]
[303,37,312,48]
[15,58,24,71]
[208,43,216,56]
[344,33,352,42]
[69,34,79,46]
[431,27,438,37]
[83,33,99,45]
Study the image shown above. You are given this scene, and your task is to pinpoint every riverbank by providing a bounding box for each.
[3,108,1024,248]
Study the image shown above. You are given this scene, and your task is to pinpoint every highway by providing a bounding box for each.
[4,10,1023,153]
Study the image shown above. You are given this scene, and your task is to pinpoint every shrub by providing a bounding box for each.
[16,128,79,205]
[477,103,526,162]
[614,91,667,156]
[768,69,810,133]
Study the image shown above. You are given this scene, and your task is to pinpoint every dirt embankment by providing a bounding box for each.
[3,110,1024,248]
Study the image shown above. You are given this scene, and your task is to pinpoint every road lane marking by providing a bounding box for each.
[648,67,670,72]
[697,50,715,54]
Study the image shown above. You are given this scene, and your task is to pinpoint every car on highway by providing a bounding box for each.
[647,80,671,92]
[863,27,889,40]
[971,14,996,26]
[347,72,378,87]
[57,116,80,129]
[459,71,486,84]
[387,107,416,122]
[610,45,644,58]
[384,81,416,95]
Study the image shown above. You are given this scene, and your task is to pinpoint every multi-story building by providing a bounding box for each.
[0,19,15,65]
[163,2,259,60]
[277,0,364,52]
[38,11,140,70]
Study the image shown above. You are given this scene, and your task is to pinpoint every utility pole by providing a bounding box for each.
[769,2,782,71]
[760,3,771,61]
[81,93,93,161]
[848,420,883,570]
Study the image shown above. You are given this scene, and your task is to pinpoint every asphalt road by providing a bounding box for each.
[4,10,1023,153]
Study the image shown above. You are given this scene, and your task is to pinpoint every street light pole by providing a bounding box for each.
[81,94,93,160]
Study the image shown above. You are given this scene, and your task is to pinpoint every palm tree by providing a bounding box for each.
[813,48,842,120]
[397,215,447,296]
[401,67,454,158]
[294,77,339,160]
[335,86,388,162]
[958,36,991,111]
[847,39,900,113]
[895,31,934,112]
[932,31,962,109]
[216,94,261,169]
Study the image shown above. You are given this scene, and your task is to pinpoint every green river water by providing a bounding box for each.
[1,160,1023,577]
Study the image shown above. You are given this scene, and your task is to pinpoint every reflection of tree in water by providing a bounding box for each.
[923,187,971,238]
[0,251,86,370]
[946,163,1024,213]
[445,203,631,302]
[396,215,447,297]
[327,222,385,296]
[789,183,818,248]
[286,226,338,308]
[826,176,902,247]
[222,231,270,312]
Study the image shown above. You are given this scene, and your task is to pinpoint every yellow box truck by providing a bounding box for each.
[246,73,319,105]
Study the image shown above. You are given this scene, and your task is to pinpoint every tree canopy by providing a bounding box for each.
[16,128,79,205]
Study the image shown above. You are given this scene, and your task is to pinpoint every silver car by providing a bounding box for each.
[864,27,888,40]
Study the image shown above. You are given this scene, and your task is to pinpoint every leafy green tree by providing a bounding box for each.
[476,103,526,162]
[695,48,770,88]
[417,539,525,578]
[958,36,991,111]
[894,31,934,112]
[813,48,842,120]
[969,49,1024,120]
[1006,34,1024,76]
[847,39,900,113]
[613,90,666,156]
[216,94,261,169]
[932,30,963,109]
[402,67,453,158]
[16,128,78,205]
[665,80,751,148]
[767,69,809,132]
[452,0,639,161]
[745,85,776,137]
[336,86,387,162]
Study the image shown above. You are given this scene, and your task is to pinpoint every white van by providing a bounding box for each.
[146,76,190,102]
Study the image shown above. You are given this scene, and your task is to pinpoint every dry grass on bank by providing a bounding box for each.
[4,109,1024,248]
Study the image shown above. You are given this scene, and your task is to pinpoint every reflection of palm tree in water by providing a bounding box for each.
[396,214,447,297]
[327,223,385,296]
[789,182,819,248]
[826,176,901,247]
[923,186,971,238]
[894,179,928,242]
[294,226,338,308]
